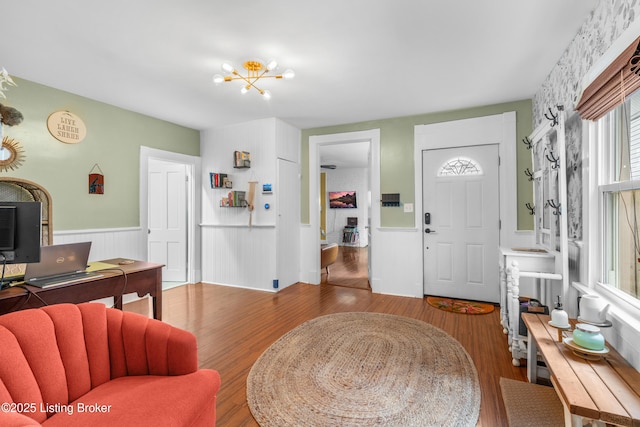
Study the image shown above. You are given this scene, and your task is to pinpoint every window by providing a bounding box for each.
[437,157,483,176]
[598,90,640,301]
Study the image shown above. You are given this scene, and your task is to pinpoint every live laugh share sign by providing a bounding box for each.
[47,110,86,144]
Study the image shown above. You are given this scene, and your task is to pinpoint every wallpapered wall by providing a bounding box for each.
[533,0,640,241]
[533,1,639,126]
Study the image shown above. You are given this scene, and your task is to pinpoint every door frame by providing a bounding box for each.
[421,144,501,301]
[308,129,380,288]
[414,112,520,262]
[140,146,202,284]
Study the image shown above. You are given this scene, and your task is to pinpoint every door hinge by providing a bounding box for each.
[499,219,502,230]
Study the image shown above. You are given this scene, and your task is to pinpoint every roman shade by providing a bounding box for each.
[576,36,640,121]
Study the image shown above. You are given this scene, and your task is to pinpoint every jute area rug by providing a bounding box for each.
[247,312,480,426]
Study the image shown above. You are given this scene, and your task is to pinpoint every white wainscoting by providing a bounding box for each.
[54,227,145,262]
[371,227,423,297]
[200,224,278,292]
[299,224,317,285]
[53,227,147,305]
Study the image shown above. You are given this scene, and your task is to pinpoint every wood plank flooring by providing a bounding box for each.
[321,246,370,289]
[126,279,529,426]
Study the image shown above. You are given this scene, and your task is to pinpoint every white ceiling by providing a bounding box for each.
[3,0,598,133]
[320,142,370,170]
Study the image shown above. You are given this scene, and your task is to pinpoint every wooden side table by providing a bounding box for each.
[522,313,640,426]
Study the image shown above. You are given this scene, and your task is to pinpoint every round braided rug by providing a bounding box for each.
[246,312,480,426]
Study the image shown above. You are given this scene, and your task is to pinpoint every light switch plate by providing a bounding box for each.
[404,203,413,213]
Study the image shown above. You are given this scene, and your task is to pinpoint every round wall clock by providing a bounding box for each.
[47,110,87,144]
[0,136,26,172]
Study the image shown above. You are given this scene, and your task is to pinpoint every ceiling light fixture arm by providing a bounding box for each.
[213,59,294,98]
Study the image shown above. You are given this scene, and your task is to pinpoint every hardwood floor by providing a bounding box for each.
[321,245,370,289]
[125,280,528,426]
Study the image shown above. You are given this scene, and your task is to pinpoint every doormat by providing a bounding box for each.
[427,296,495,315]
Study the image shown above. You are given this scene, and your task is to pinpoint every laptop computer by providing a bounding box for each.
[25,242,103,288]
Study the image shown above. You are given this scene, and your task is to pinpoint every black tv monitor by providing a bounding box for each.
[0,201,42,264]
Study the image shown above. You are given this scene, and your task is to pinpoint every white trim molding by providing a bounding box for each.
[307,129,381,289]
[415,112,526,248]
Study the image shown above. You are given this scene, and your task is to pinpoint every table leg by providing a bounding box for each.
[152,268,162,321]
[510,260,522,366]
[527,331,538,383]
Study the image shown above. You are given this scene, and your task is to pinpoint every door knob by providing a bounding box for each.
[425,228,436,234]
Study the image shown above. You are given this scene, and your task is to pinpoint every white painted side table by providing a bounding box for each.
[499,247,556,366]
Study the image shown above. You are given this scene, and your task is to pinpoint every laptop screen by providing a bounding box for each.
[24,242,92,281]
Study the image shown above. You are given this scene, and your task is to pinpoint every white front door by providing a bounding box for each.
[148,159,187,283]
[422,144,500,302]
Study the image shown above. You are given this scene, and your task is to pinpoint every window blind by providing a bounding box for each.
[576,36,640,121]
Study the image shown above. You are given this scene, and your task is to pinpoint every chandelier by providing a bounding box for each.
[213,59,294,99]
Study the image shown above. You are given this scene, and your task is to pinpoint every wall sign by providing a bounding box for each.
[89,163,104,194]
[47,110,86,144]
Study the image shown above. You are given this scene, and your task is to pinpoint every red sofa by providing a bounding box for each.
[0,303,220,426]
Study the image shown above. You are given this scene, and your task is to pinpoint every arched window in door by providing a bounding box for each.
[437,157,483,176]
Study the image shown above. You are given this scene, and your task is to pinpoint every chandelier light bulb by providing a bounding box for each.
[241,86,249,94]
[221,63,234,73]
[282,69,295,79]
[212,74,224,84]
[266,60,278,71]
[262,90,272,100]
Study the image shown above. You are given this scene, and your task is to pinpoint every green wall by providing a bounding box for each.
[1,77,200,231]
[301,100,534,230]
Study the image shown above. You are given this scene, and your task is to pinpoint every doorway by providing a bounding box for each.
[422,144,500,302]
[140,146,200,289]
[414,112,518,301]
[308,129,380,289]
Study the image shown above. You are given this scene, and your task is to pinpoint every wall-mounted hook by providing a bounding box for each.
[525,202,535,216]
[544,107,559,127]
[522,136,532,150]
[524,168,534,181]
[547,199,561,215]
[545,150,560,169]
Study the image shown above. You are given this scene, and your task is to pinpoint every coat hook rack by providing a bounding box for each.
[522,136,532,150]
[544,107,559,127]
[525,202,535,216]
[545,150,560,169]
[544,108,558,127]
[544,105,564,127]
[524,168,534,181]
[547,199,561,215]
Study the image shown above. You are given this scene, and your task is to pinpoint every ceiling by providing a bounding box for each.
[3,0,598,133]
[320,142,370,170]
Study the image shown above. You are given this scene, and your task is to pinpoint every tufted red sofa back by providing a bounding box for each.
[0,303,198,424]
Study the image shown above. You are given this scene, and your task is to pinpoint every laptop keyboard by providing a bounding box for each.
[27,271,104,288]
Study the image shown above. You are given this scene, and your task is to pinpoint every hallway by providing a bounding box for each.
[321,246,369,290]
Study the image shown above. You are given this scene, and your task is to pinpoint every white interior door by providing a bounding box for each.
[422,144,500,302]
[148,159,187,282]
[276,158,300,289]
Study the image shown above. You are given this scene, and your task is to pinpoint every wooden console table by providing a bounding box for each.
[523,313,640,426]
[0,259,163,320]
